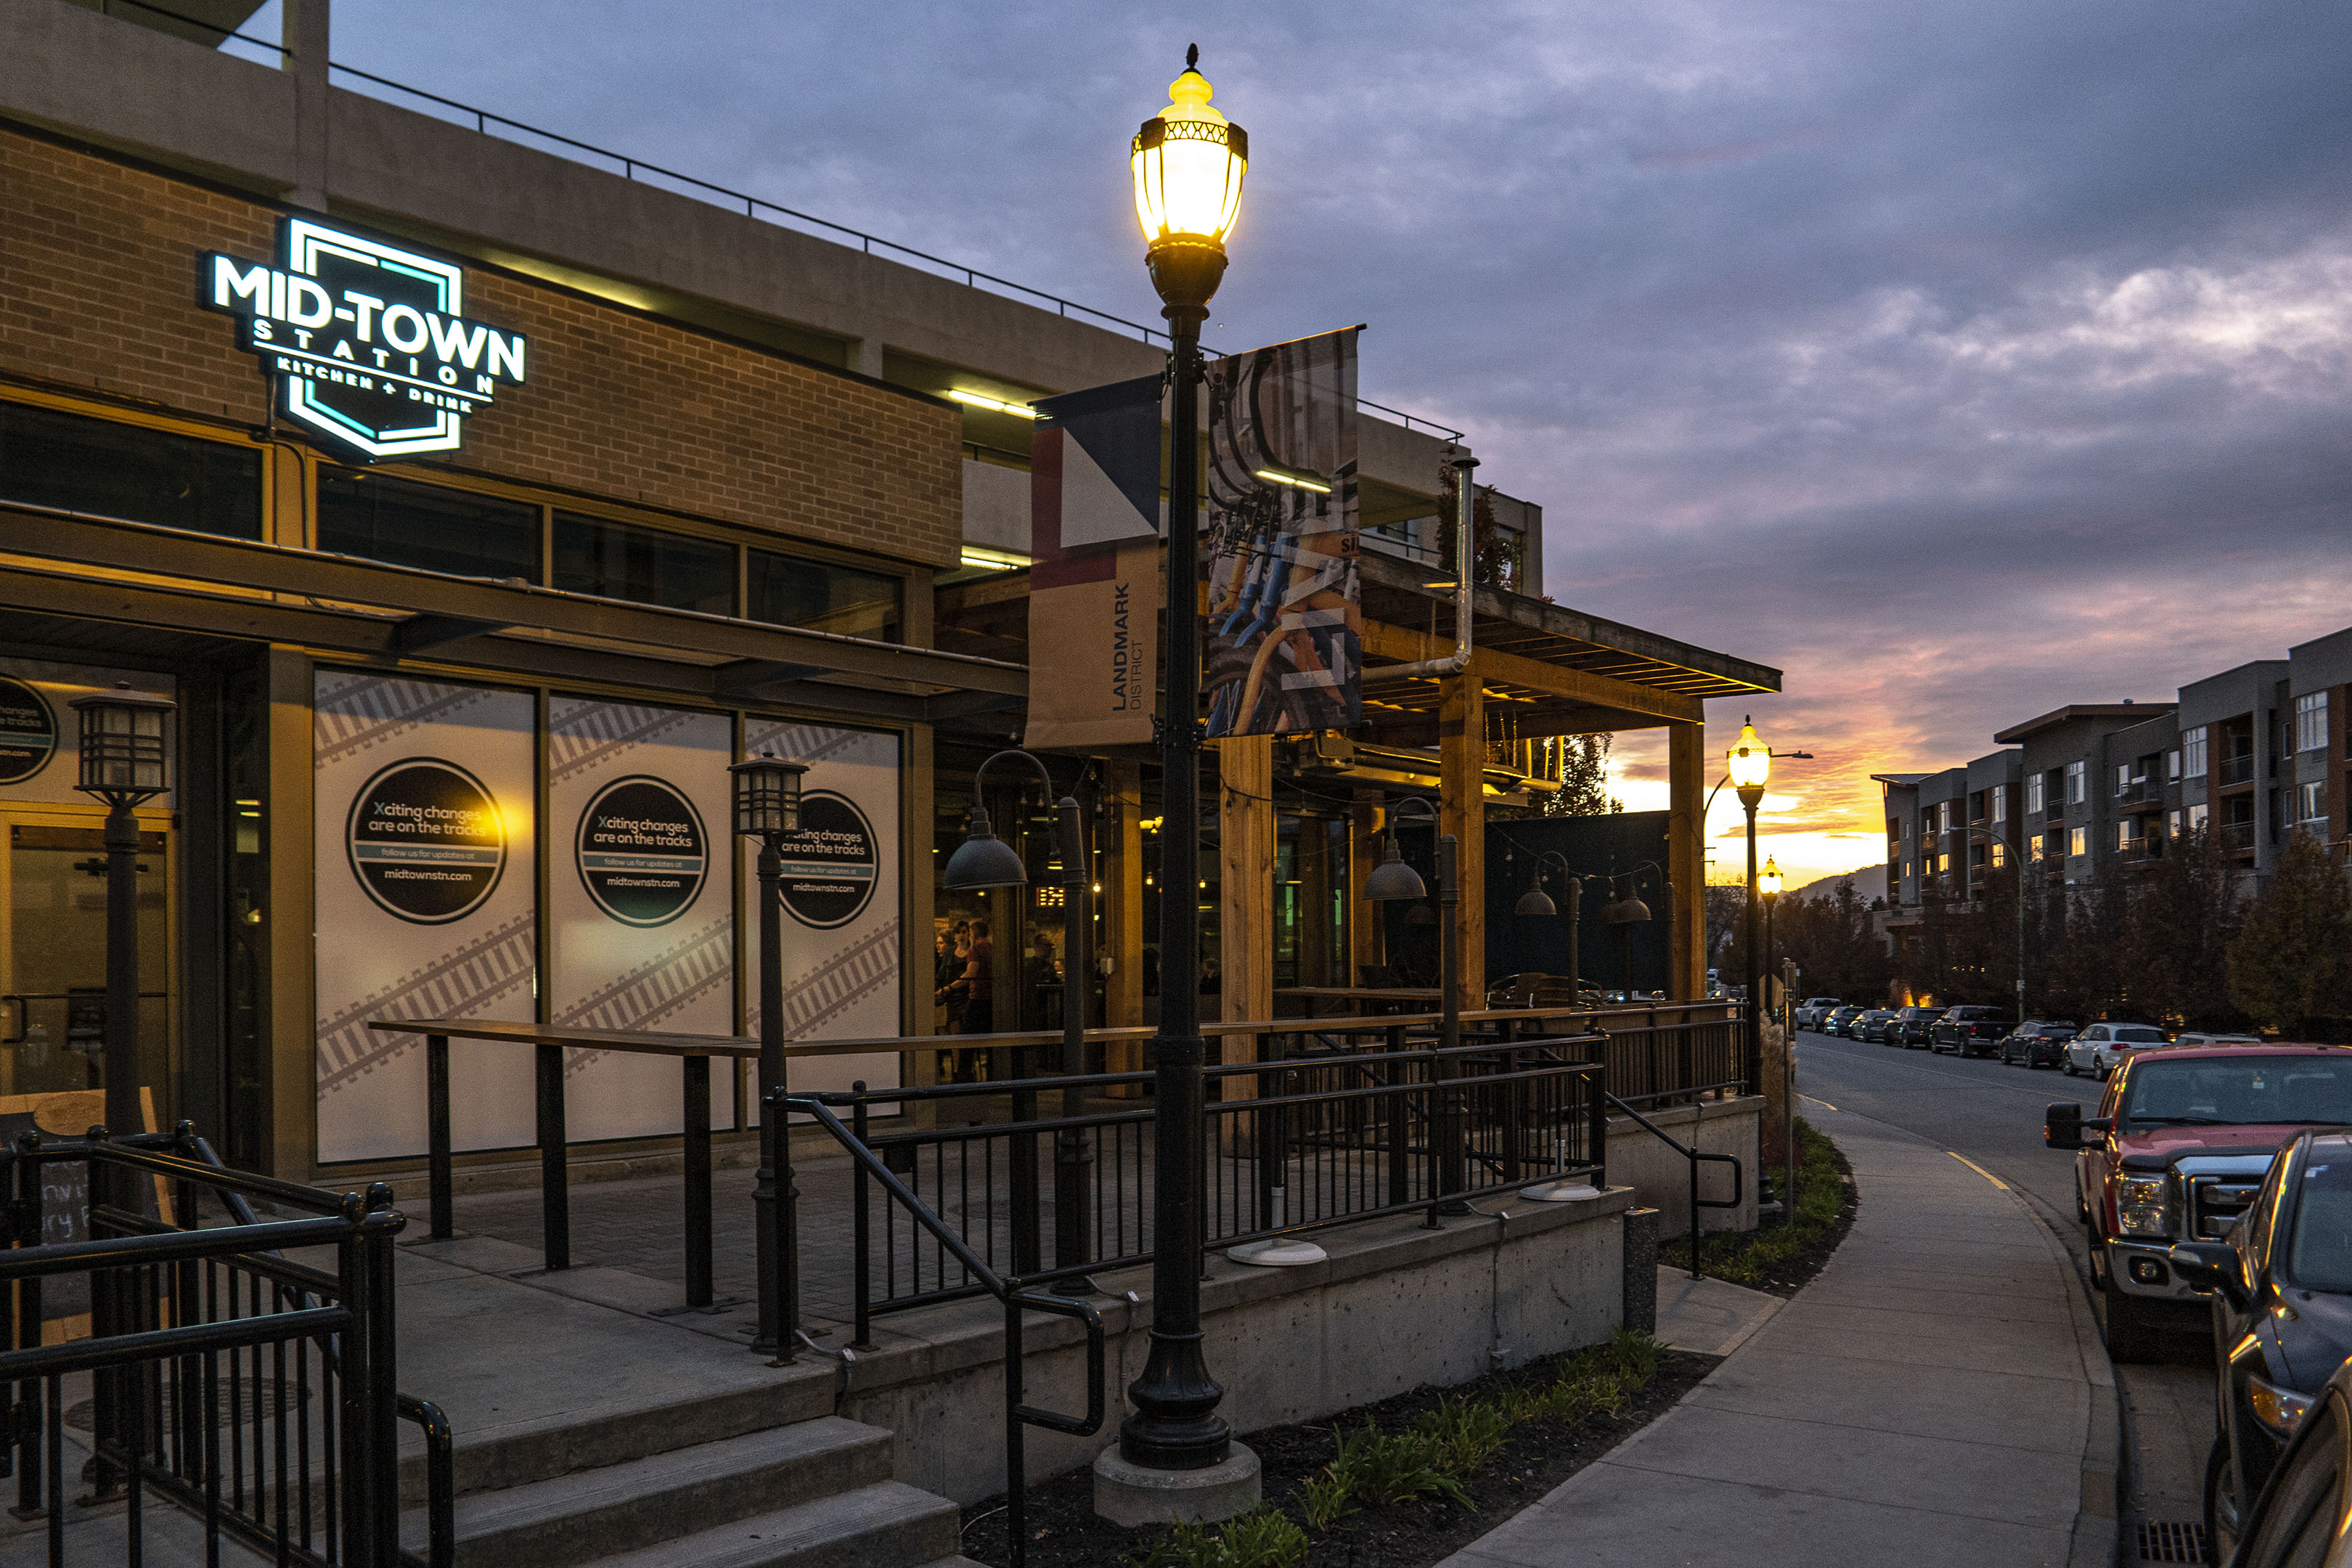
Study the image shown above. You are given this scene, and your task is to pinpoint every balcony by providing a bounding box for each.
[2218,755,2256,788]
[2120,777,2167,809]
[2225,820,2257,852]
[2123,836,2163,864]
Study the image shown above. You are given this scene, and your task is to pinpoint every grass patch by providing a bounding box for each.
[1127,1331,1665,1566]
[1660,1116,1855,1292]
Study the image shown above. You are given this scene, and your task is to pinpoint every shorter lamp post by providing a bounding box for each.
[942,749,1095,1288]
[731,750,809,1360]
[69,685,175,1140]
[1759,855,1789,1224]
[1513,850,1585,1003]
[1363,799,1466,1206]
[1727,719,1771,1095]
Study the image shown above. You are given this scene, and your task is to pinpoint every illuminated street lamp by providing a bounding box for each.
[70,685,174,1141]
[1121,44,1249,1485]
[1727,718,1770,1096]
[730,749,807,1358]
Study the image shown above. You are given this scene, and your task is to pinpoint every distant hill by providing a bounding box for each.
[1790,864,1887,904]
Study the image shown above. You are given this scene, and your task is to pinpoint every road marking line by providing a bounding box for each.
[1801,1095,1838,1111]
[1948,1151,2009,1190]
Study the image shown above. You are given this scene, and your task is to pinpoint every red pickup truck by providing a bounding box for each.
[2046,1045,2352,1360]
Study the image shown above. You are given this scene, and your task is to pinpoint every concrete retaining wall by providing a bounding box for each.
[1606,1095,1760,1239]
[838,1187,1633,1503]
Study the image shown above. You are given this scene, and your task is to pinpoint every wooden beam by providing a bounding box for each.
[1103,761,1146,1097]
[1360,619,1704,727]
[1439,672,1486,1013]
[1668,721,1707,1000]
[1216,735,1277,1061]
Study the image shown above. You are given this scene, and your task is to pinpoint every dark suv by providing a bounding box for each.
[2001,1021,2078,1069]
[1887,1005,1943,1048]
[1931,1005,2009,1057]
[1824,1005,1866,1037]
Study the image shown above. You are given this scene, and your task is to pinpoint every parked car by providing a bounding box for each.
[2172,1129,2352,1562]
[2046,1045,2352,1365]
[2219,1352,2352,1568]
[2001,1022,2079,1069]
[1856,1008,1902,1043]
[1795,997,1842,1031]
[2063,1021,2171,1077]
[2178,1032,2265,1048]
[1930,1005,2009,1057]
[1824,1005,1866,1037]
[1886,1005,1944,1048]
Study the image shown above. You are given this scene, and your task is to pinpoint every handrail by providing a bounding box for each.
[781,1091,1100,1568]
[1606,1094,1742,1282]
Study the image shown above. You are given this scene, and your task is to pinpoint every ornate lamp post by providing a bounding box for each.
[1119,43,1249,1484]
[1726,718,1771,1095]
[1513,849,1585,1003]
[730,750,808,1359]
[944,750,1094,1290]
[69,685,174,1140]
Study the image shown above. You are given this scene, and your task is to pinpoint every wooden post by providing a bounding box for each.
[1668,721,1707,1000]
[1103,760,1146,1097]
[1349,790,1386,987]
[1439,671,1486,1014]
[1217,735,1278,1048]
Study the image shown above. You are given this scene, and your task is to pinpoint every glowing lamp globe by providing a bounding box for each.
[1727,716,1770,800]
[1131,45,1247,309]
[1760,857,1783,899]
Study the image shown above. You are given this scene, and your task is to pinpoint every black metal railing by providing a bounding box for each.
[0,1124,444,1567]
[1609,1096,1744,1281]
[809,1036,1609,1340]
[780,1090,1101,1568]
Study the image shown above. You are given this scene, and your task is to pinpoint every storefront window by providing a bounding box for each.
[553,513,735,615]
[1,400,261,539]
[748,548,902,642]
[317,467,541,581]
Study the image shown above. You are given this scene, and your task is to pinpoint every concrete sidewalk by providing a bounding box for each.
[1442,1102,2117,1568]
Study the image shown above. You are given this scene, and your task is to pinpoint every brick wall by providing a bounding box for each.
[0,128,961,566]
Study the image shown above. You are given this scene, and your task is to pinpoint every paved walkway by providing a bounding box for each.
[1442,1101,2115,1568]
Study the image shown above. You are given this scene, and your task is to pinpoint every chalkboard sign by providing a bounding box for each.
[1,1087,160,1341]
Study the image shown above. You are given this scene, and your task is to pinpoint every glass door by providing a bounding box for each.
[0,812,173,1118]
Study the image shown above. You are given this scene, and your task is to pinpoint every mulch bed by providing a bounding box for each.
[1664,1119,1860,1297]
[957,1346,1720,1567]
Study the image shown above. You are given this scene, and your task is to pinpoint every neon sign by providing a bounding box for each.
[203,217,527,460]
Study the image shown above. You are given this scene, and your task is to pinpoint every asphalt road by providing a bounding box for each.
[1795,1027,2213,1562]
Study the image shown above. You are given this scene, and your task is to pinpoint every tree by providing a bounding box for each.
[2043,869,2129,1024]
[1536,735,1622,817]
[2120,826,2245,1031]
[1721,878,1893,1003]
[1437,461,1520,593]
[2228,833,2352,1033]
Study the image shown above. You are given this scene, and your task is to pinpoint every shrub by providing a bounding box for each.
[1330,1421,1471,1509]
[1135,1505,1308,1568]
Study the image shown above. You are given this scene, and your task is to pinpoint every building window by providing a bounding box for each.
[2189,802,2210,833]
[2183,726,2208,778]
[2026,773,2044,814]
[2168,749,2181,780]
[2115,764,2131,796]
[2066,760,2086,804]
[1937,801,1953,833]
[1901,860,1912,879]
[1990,841,2006,868]
[2300,780,2328,825]
[317,468,542,581]
[1900,816,1911,841]
[2029,834,2044,862]
[746,549,903,643]
[2069,826,2087,858]
[552,513,735,615]
[2169,809,2182,837]
[2116,820,2133,852]
[1992,790,2006,825]
[2298,693,2329,754]
[1936,853,1949,874]
[1,399,263,540]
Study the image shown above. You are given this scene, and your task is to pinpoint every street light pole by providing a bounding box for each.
[1122,44,1246,1476]
[69,686,175,1141]
[730,751,809,1360]
[1760,855,1786,1222]
[1727,719,1771,1096]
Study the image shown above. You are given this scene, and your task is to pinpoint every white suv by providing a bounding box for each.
[2062,1022,2171,1078]
[1795,997,1842,1030]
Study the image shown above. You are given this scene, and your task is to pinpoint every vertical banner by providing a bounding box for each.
[1024,373,1164,752]
[1202,327,1362,738]
[547,699,733,1142]
[741,719,902,1121]
[314,674,536,1164]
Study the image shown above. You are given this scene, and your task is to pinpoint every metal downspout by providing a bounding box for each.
[1362,452,1478,685]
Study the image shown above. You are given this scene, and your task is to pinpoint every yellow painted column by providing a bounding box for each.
[1216,735,1277,1056]
[1439,672,1486,1013]
[1668,721,1707,1000]
[1103,761,1146,1096]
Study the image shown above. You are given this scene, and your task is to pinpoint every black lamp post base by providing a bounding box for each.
[1119,1328,1230,1470]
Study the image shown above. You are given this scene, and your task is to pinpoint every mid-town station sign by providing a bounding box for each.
[203,217,528,461]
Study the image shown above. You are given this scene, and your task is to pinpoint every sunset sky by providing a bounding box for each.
[296,2,2352,889]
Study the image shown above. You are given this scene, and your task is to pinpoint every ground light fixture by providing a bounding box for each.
[728,749,808,1359]
[1116,41,1251,1487]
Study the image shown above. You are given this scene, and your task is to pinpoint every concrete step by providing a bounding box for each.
[401,1416,895,1568]
[570,1481,963,1568]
